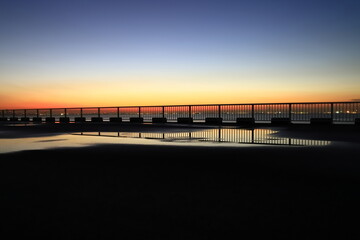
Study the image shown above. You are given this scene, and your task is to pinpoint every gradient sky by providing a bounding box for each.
[1,0,360,109]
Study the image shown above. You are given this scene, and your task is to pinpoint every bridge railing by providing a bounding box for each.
[1,101,359,124]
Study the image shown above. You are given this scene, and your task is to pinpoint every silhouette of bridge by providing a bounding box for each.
[1,101,359,125]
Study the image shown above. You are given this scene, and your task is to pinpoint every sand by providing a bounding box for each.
[1,123,360,239]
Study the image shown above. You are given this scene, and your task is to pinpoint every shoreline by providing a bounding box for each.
[1,122,359,141]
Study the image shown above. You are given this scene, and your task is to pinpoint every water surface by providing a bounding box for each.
[0,128,331,154]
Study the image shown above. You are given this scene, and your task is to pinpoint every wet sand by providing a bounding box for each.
[1,124,360,239]
[0,123,215,139]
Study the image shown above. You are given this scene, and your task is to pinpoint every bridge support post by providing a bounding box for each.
[289,103,292,122]
[251,104,255,120]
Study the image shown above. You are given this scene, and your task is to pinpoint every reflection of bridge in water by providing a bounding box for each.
[73,128,331,147]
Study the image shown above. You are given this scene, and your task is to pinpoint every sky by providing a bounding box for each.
[1,0,360,109]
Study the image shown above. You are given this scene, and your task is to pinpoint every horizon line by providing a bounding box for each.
[2,100,360,111]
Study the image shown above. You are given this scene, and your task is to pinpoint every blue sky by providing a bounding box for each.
[1,0,359,108]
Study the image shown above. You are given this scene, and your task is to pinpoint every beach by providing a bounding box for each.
[1,124,360,239]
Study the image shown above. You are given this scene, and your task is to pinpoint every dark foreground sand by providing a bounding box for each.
[1,124,360,239]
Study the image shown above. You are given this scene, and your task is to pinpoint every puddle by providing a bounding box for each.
[0,128,331,154]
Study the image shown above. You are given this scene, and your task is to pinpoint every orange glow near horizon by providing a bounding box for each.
[1,69,359,110]
[0,92,355,112]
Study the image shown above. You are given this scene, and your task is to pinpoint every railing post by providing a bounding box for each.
[64,108,67,118]
[330,103,334,120]
[80,108,83,118]
[162,106,165,118]
[24,109,27,118]
[117,107,120,118]
[289,103,292,120]
[189,105,192,118]
[251,104,255,119]
[138,107,141,118]
[98,107,100,118]
[218,105,221,118]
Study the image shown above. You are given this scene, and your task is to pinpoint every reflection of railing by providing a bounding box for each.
[1,101,359,124]
[73,129,331,147]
